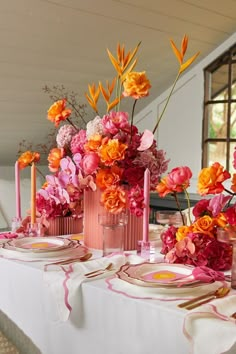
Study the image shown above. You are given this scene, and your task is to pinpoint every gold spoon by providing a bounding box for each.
[84,262,113,278]
[182,287,230,310]
[46,252,93,266]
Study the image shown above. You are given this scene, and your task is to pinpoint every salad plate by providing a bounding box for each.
[8,237,72,253]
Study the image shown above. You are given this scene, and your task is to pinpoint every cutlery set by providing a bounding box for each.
[178,286,230,310]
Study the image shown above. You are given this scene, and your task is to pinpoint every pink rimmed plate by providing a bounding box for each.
[7,237,72,253]
[124,263,199,286]
[115,263,211,293]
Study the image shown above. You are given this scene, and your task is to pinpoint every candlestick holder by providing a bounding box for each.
[11,217,22,233]
[26,222,42,237]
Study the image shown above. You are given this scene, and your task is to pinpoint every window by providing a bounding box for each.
[203,43,236,173]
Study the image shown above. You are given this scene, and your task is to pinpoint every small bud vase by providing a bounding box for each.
[47,216,83,236]
[83,189,143,251]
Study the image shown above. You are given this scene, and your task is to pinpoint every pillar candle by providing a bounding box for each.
[143,168,150,243]
[31,162,36,224]
[15,161,21,219]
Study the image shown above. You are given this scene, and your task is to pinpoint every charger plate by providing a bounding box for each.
[115,263,210,294]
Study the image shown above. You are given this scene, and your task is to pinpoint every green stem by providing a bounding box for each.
[36,167,45,180]
[152,72,180,135]
[130,99,137,144]
[173,192,185,225]
[184,188,192,225]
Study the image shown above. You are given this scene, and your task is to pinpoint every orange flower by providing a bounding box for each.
[231,173,236,193]
[84,83,100,114]
[176,225,193,241]
[214,212,228,228]
[192,215,215,237]
[101,186,127,213]
[156,176,172,197]
[84,134,103,152]
[197,162,231,195]
[99,139,127,166]
[170,34,200,74]
[123,71,151,100]
[18,151,40,169]
[47,99,72,127]
[48,148,65,172]
[96,166,123,190]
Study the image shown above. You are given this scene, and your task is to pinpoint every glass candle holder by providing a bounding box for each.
[11,217,22,233]
[26,222,42,237]
[98,212,128,256]
[217,228,236,289]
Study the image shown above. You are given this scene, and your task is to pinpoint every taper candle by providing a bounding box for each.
[31,162,36,224]
[143,168,150,243]
[15,161,21,219]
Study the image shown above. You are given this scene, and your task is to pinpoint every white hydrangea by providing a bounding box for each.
[86,116,104,138]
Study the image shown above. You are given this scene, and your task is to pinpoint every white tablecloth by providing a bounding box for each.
[0,257,236,354]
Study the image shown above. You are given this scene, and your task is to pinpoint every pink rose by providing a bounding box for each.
[81,152,99,175]
[166,166,192,192]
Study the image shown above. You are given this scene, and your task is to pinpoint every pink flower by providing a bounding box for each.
[166,166,192,193]
[70,130,87,154]
[56,124,77,148]
[102,111,130,135]
[81,152,99,175]
[128,185,144,216]
[137,130,154,151]
[193,199,210,218]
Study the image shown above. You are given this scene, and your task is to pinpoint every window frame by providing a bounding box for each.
[202,43,236,170]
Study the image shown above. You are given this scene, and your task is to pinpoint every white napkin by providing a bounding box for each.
[43,253,144,322]
[183,294,236,354]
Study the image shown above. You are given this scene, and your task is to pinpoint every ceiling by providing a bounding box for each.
[1,0,236,166]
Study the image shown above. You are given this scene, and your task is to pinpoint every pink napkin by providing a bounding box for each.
[192,266,225,282]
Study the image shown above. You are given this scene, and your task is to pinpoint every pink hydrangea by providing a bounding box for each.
[70,129,87,154]
[56,124,77,148]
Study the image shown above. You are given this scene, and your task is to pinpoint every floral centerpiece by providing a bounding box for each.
[156,161,236,270]
[33,35,198,243]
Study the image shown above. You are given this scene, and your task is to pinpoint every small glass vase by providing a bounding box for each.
[98,212,128,256]
[217,228,236,289]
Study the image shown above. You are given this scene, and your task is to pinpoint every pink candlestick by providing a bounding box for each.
[31,163,36,224]
[15,161,21,219]
[143,168,150,243]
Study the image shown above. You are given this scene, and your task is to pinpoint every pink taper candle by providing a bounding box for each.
[15,161,21,219]
[143,168,150,243]
[31,162,36,224]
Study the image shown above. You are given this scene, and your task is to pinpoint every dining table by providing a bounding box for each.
[0,243,236,354]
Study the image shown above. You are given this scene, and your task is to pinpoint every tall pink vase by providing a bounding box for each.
[47,216,83,236]
[83,189,143,250]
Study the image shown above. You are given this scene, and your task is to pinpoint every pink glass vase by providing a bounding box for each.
[217,228,235,289]
[47,216,83,236]
[83,189,143,251]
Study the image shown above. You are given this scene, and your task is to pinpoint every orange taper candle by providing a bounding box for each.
[31,162,36,224]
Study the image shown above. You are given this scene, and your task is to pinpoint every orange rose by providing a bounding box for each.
[96,166,123,190]
[18,151,40,169]
[123,71,151,99]
[48,148,65,172]
[214,212,228,228]
[84,134,102,152]
[197,162,231,195]
[231,173,236,193]
[99,139,127,166]
[192,215,215,236]
[176,225,193,241]
[47,99,72,127]
[101,186,127,213]
[156,177,172,197]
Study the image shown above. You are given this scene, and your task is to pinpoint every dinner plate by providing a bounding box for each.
[0,240,88,260]
[115,263,209,294]
[124,262,199,286]
[8,237,72,253]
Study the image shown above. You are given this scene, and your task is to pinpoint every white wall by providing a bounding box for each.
[135,32,236,193]
[1,32,236,226]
